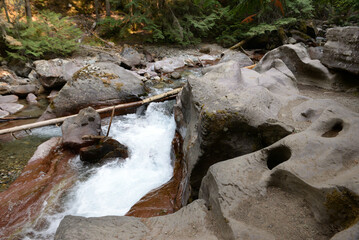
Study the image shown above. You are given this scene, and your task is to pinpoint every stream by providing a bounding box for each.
[20,101,176,239]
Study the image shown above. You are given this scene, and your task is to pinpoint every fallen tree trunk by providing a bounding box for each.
[0,88,182,135]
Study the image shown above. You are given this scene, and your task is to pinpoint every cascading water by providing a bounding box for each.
[23,101,176,239]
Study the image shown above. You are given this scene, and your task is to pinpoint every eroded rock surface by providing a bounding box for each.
[199,102,359,239]
[175,59,296,198]
[254,43,338,89]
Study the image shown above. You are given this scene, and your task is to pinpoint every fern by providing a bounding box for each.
[5,11,82,61]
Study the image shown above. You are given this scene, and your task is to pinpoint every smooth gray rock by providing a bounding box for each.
[55,200,219,240]
[0,102,24,114]
[219,50,254,67]
[322,26,359,75]
[11,84,37,97]
[199,102,359,240]
[34,58,85,89]
[254,43,337,89]
[40,62,145,119]
[26,93,37,104]
[61,107,103,149]
[120,46,142,68]
[154,57,186,73]
[0,94,18,103]
[0,109,9,118]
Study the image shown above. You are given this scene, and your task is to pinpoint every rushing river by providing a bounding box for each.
[22,101,176,239]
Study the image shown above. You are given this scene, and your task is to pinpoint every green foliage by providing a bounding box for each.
[100,0,224,45]
[5,11,82,61]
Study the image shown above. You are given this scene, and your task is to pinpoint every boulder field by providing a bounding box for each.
[54,41,359,239]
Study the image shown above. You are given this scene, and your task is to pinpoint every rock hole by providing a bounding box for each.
[88,117,95,122]
[267,146,292,170]
[322,121,343,138]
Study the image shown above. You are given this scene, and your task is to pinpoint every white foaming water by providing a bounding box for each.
[24,101,176,239]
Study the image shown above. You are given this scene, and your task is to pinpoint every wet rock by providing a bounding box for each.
[11,84,37,97]
[199,102,359,240]
[219,50,253,67]
[170,72,181,80]
[26,93,38,104]
[0,137,76,239]
[62,107,103,149]
[0,94,18,103]
[0,103,24,114]
[254,43,338,89]
[321,26,359,75]
[120,46,142,68]
[0,109,9,118]
[34,58,85,89]
[80,138,128,163]
[126,132,186,217]
[39,62,145,120]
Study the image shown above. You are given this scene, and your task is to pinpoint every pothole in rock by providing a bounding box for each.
[266,146,292,170]
[322,121,343,138]
[232,187,338,240]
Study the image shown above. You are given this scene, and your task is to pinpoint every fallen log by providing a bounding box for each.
[0,88,182,136]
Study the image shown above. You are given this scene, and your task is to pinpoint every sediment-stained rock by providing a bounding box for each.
[0,137,76,239]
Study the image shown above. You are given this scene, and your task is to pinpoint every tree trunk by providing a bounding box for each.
[0,88,182,136]
[94,0,100,21]
[2,0,11,23]
[105,0,111,17]
[24,0,32,23]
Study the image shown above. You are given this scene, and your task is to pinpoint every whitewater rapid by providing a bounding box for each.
[24,101,176,239]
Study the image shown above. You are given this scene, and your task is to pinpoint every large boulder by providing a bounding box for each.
[321,26,359,75]
[61,107,103,149]
[199,102,359,240]
[34,58,85,89]
[174,59,296,198]
[40,62,145,119]
[254,43,338,89]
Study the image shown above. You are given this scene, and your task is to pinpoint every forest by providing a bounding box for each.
[0,0,358,62]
